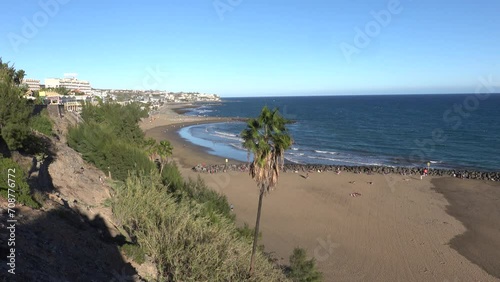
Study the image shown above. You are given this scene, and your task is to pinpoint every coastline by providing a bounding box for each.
[143,104,500,181]
[141,103,246,166]
[142,103,500,281]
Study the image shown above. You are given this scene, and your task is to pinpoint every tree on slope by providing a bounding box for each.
[157,140,173,174]
[0,59,32,150]
[241,106,293,276]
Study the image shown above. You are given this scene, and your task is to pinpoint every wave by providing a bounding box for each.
[306,155,385,167]
[288,152,305,156]
[214,131,238,138]
[195,110,213,114]
[314,150,337,155]
[307,155,342,162]
[211,131,243,142]
[285,156,305,164]
[229,143,246,151]
[291,147,299,151]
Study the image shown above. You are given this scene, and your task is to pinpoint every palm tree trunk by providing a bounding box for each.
[249,184,265,276]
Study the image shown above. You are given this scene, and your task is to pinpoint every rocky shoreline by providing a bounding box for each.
[193,163,500,182]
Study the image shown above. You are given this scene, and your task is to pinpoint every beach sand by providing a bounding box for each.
[143,104,500,281]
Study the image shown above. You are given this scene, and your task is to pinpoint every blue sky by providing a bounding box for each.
[1,0,499,97]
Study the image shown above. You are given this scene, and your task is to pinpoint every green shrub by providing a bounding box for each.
[161,164,235,224]
[0,79,33,151]
[287,248,322,282]
[0,156,40,208]
[179,177,235,223]
[236,223,262,244]
[29,108,53,136]
[161,162,184,192]
[120,243,146,265]
[80,102,147,145]
[67,122,155,182]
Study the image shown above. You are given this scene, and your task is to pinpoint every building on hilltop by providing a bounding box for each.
[22,78,41,91]
[45,74,92,94]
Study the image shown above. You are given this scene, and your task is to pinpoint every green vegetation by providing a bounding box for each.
[112,172,287,281]
[120,243,146,265]
[162,163,235,224]
[29,108,53,136]
[67,103,155,181]
[287,248,322,282]
[1,59,53,151]
[145,137,173,173]
[241,106,293,275]
[80,102,147,145]
[0,59,32,151]
[160,162,184,191]
[0,156,40,208]
[68,123,155,181]
[43,87,70,95]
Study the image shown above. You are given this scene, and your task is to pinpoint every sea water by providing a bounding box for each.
[178,94,500,171]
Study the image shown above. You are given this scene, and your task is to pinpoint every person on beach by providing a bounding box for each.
[420,168,428,180]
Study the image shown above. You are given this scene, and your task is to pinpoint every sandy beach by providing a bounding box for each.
[143,104,500,281]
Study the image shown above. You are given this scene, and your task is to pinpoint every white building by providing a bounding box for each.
[22,79,40,91]
[45,76,92,94]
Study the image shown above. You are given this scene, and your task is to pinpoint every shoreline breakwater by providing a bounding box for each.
[192,163,500,182]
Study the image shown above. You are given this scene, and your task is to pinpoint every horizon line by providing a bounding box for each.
[220,92,500,98]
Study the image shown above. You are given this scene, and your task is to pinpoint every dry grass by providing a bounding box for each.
[112,172,288,281]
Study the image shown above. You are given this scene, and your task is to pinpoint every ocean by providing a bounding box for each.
[178,94,500,172]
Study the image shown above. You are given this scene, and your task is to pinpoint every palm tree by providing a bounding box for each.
[241,106,293,276]
[157,140,173,174]
[144,137,158,161]
[14,69,25,85]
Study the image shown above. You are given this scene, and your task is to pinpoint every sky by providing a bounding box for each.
[1,0,499,97]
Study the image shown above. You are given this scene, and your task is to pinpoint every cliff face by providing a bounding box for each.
[0,106,153,281]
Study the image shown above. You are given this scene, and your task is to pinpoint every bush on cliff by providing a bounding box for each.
[0,156,40,208]
[67,102,154,181]
[67,122,155,181]
[29,108,53,136]
[80,102,147,145]
[161,162,235,223]
[112,172,287,281]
